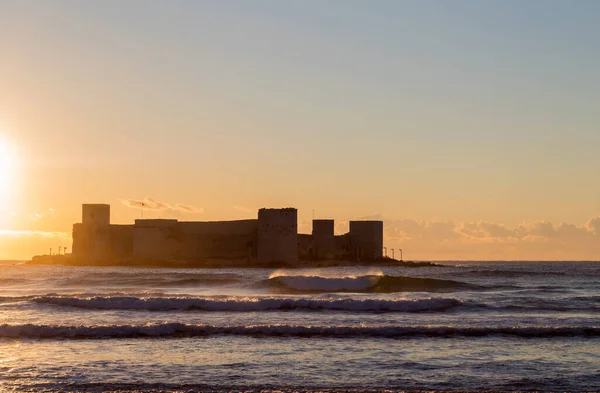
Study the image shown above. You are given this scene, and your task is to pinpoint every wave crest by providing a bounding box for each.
[32,295,462,312]
[267,274,475,293]
[0,323,597,339]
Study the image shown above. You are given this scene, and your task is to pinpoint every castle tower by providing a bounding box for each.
[349,220,383,261]
[312,219,335,260]
[257,208,297,264]
[73,204,111,261]
[82,204,110,228]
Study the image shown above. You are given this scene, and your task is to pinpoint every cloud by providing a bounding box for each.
[455,221,515,240]
[172,203,203,214]
[585,217,600,235]
[517,221,556,238]
[556,223,589,239]
[232,205,256,213]
[120,197,203,214]
[384,219,423,240]
[335,220,349,235]
[121,199,147,209]
[381,216,600,260]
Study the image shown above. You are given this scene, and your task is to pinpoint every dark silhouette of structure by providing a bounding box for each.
[72,204,383,264]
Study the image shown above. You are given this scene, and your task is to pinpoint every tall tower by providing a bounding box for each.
[312,219,335,260]
[73,204,111,260]
[349,221,383,260]
[257,208,297,264]
[82,204,110,228]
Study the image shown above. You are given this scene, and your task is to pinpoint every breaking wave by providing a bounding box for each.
[31,295,463,312]
[6,293,595,313]
[0,323,598,339]
[266,274,476,293]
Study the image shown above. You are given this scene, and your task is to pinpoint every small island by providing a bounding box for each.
[28,204,440,268]
[28,254,439,269]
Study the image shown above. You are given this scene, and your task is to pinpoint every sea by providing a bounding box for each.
[0,261,598,392]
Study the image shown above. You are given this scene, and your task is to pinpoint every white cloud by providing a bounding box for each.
[585,217,600,235]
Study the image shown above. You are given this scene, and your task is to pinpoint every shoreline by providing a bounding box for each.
[26,255,441,269]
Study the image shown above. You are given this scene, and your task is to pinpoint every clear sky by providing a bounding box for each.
[1,0,600,260]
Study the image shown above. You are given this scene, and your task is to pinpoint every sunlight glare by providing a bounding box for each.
[0,136,17,210]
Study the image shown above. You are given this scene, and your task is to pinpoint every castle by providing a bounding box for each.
[72,204,384,264]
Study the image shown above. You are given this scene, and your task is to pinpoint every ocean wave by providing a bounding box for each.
[32,295,463,312]
[0,273,244,288]
[13,293,598,313]
[266,274,476,293]
[0,296,31,304]
[573,295,600,302]
[464,269,566,278]
[0,323,597,339]
[58,273,242,287]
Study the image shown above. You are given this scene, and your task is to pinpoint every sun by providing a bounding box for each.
[0,137,17,209]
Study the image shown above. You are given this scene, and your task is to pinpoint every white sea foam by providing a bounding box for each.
[32,295,462,312]
[272,275,382,292]
[0,323,597,339]
[268,268,384,279]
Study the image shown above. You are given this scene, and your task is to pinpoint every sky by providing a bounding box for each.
[1,0,600,260]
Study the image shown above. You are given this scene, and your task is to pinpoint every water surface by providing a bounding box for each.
[0,261,598,392]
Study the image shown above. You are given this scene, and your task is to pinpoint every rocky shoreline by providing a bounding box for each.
[27,254,442,268]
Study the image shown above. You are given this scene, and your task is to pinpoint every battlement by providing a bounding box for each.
[82,204,110,227]
[71,204,385,265]
[312,219,334,236]
[258,208,297,216]
[134,219,178,228]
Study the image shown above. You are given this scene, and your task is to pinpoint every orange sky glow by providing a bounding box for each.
[1,2,600,261]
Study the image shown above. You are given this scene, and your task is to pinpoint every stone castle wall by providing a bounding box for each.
[72,204,383,264]
[349,221,384,260]
[82,204,110,228]
[133,220,178,259]
[312,219,335,259]
[257,208,297,263]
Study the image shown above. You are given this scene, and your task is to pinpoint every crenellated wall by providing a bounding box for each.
[178,220,258,236]
[131,219,258,261]
[71,204,384,264]
[174,220,258,260]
